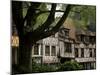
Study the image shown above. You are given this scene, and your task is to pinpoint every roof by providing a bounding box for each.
[63,18,96,41]
[63,18,76,39]
[76,29,96,36]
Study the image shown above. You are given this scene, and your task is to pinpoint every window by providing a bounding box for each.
[81,35,85,42]
[81,48,84,57]
[51,34,55,37]
[34,44,39,55]
[76,35,80,41]
[75,48,79,57]
[89,37,92,43]
[65,43,72,53]
[85,36,89,42]
[41,44,43,55]
[59,30,64,35]
[89,36,96,43]
[45,45,50,56]
[64,30,69,36]
[89,48,93,57]
[94,49,96,57]
[51,46,56,56]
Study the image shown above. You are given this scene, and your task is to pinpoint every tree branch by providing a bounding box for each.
[33,4,56,33]
[23,3,41,27]
[36,5,72,40]
[26,3,57,39]
[29,8,81,16]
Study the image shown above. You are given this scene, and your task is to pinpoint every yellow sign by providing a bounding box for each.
[11,36,19,47]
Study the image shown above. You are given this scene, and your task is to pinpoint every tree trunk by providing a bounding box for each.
[17,36,33,74]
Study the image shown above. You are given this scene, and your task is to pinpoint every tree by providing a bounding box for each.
[68,5,96,31]
[12,1,72,73]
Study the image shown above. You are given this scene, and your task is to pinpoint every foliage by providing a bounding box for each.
[22,3,49,31]
[12,1,96,73]
[32,61,83,72]
[68,5,96,31]
[33,13,49,30]
[53,4,96,31]
[32,62,57,73]
[57,61,83,71]
[12,1,72,73]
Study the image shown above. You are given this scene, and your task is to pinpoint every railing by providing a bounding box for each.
[75,57,96,62]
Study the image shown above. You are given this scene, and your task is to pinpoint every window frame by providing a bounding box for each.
[51,46,56,56]
[75,48,79,57]
[45,45,50,56]
[81,48,84,57]
[64,42,72,53]
[33,44,39,55]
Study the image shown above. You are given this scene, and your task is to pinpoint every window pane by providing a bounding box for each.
[81,48,84,57]
[51,46,56,56]
[94,49,96,57]
[65,30,69,36]
[81,35,85,42]
[34,44,39,55]
[75,48,78,57]
[89,48,92,57]
[65,43,71,52]
[45,45,50,56]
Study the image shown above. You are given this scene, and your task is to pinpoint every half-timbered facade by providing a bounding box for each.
[12,19,96,70]
[74,30,96,69]
[32,19,96,69]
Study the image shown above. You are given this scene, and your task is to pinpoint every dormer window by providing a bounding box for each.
[64,30,69,37]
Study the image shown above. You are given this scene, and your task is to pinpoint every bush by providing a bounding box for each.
[32,62,57,73]
[32,61,83,72]
[57,61,83,71]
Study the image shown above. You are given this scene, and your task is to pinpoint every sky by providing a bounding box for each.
[47,4,64,17]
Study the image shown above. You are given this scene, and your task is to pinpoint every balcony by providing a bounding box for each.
[75,57,96,62]
[60,53,74,58]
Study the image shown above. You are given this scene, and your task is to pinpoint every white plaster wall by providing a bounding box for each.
[43,56,59,63]
[89,44,96,48]
[75,43,96,62]
[72,43,75,57]
[79,43,86,48]
[75,57,96,62]
[43,37,58,45]
[43,44,45,56]
[59,41,64,56]
[78,48,81,57]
